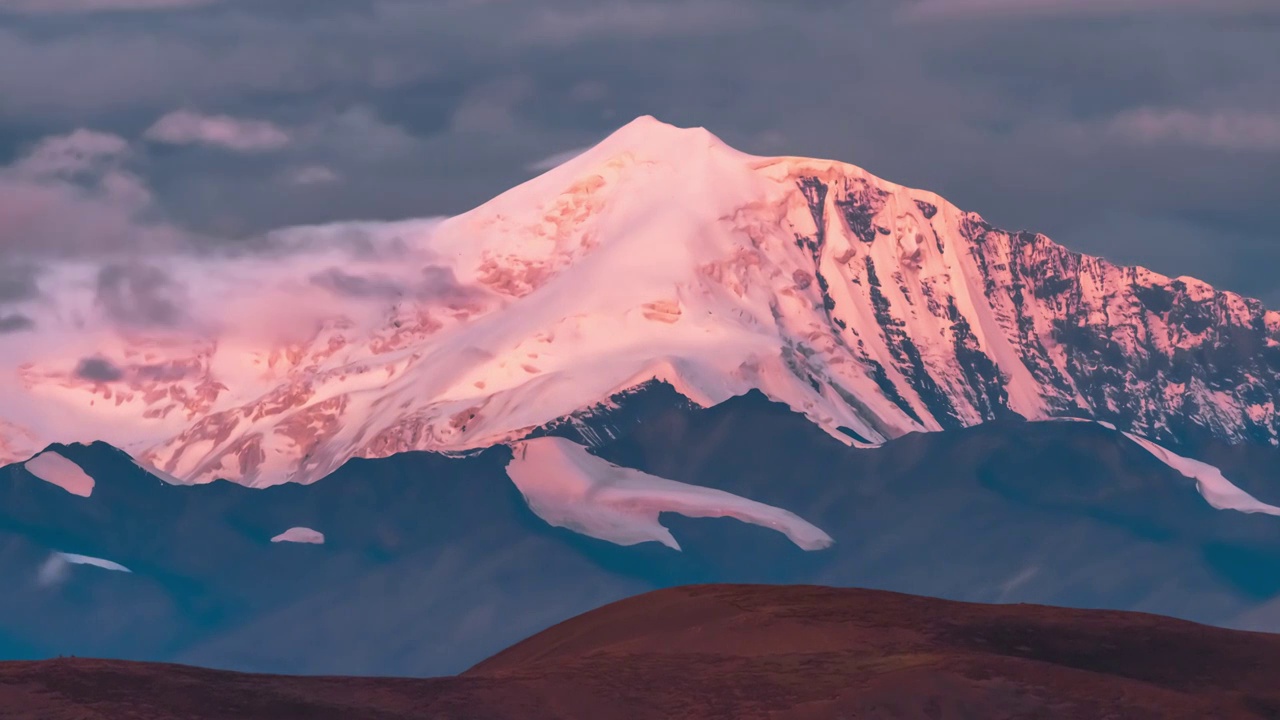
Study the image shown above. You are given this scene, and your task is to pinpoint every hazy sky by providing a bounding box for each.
[0,0,1277,301]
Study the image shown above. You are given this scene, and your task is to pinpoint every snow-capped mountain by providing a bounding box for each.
[4,116,1279,486]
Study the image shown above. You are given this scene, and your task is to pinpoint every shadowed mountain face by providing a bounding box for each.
[3,386,1280,676]
[6,584,1280,720]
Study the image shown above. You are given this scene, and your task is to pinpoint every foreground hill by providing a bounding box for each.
[5,584,1280,719]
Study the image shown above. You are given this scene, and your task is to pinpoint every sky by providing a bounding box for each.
[0,0,1277,310]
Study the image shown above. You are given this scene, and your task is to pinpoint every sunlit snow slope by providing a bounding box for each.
[5,116,1280,486]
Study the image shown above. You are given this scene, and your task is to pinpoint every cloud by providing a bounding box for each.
[145,110,292,152]
[309,267,405,300]
[518,1,748,45]
[0,314,35,333]
[15,129,130,177]
[1106,108,1280,152]
[900,0,1280,20]
[74,355,124,382]
[288,165,341,186]
[450,76,536,135]
[0,0,215,15]
[95,263,187,327]
[0,265,40,303]
[0,129,186,257]
[309,263,479,305]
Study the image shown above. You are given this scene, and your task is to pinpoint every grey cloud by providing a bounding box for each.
[14,129,128,177]
[95,264,187,327]
[450,76,536,135]
[74,356,124,382]
[420,265,479,303]
[0,314,35,333]
[134,363,195,382]
[0,128,186,257]
[1104,108,1280,152]
[288,165,339,185]
[0,265,39,303]
[0,0,215,15]
[900,0,1280,20]
[309,268,405,300]
[514,1,748,46]
[309,265,475,303]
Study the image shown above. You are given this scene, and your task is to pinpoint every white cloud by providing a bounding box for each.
[145,110,292,153]
[1107,108,1280,152]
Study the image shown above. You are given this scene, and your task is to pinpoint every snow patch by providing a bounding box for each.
[271,527,325,544]
[1123,432,1280,517]
[58,552,133,572]
[38,551,132,586]
[1045,416,1118,432]
[505,436,833,551]
[23,451,95,497]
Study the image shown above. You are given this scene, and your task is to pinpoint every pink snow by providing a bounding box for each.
[271,527,325,544]
[23,451,95,497]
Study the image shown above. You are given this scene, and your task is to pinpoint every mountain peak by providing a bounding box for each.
[517,115,745,187]
[604,115,718,147]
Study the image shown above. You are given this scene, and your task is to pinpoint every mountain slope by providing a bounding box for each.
[4,389,1280,676]
[4,116,1279,486]
[7,584,1280,720]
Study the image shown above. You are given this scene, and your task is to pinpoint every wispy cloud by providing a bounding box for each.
[15,129,129,177]
[288,165,341,186]
[0,129,185,257]
[1108,108,1280,152]
[145,110,292,153]
[95,263,189,328]
[900,0,1279,20]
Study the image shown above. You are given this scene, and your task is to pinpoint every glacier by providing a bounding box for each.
[506,436,833,551]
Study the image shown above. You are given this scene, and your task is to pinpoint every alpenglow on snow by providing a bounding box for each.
[3,116,1279,488]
